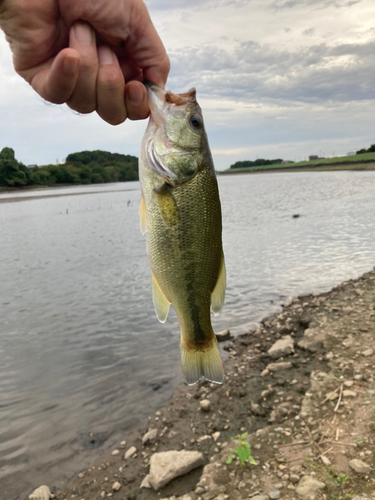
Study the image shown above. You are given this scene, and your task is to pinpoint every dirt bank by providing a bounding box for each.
[30,268,375,500]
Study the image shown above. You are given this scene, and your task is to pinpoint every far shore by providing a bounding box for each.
[219,162,375,175]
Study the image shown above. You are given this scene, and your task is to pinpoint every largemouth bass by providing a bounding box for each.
[139,82,226,385]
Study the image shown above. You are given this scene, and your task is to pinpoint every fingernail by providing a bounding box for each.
[127,83,144,105]
[64,54,80,74]
[98,45,115,65]
[74,22,94,44]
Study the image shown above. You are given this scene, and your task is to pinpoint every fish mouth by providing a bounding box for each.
[144,81,196,121]
[143,81,197,185]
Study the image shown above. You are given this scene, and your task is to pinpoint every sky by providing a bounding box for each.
[1,0,375,170]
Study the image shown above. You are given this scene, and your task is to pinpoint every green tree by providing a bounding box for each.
[0,147,27,186]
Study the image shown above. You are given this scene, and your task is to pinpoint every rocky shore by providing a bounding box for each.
[28,269,375,500]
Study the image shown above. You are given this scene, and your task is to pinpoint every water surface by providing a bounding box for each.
[1,171,375,498]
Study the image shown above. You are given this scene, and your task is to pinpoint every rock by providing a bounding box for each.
[343,390,357,398]
[124,446,137,459]
[29,486,51,500]
[212,431,221,441]
[147,450,205,490]
[351,497,368,500]
[269,492,280,499]
[112,481,121,491]
[344,380,354,387]
[200,399,211,412]
[178,494,197,500]
[349,458,371,474]
[266,362,292,372]
[298,328,325,352]
[320,454,331,466]
[215,329,232,342]
[289,473,300,483]
[268,335,294,359]
[111,449,120,456]
[140,475,152,488]
[142,429,158,445]
[284,296,293,307]
[251,496,269,500]
[362,349,373,357]
[296,476,325,498]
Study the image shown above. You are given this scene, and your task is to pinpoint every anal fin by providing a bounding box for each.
[211,252,226,316]
[151,272,170,323]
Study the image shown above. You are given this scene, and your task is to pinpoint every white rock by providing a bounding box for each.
[111,449,120,456]
[140,474,152,488]
[124,446,137,459]
[200,399,211,412]
[215,329,232,342]
[142,428,158,445]
[212,431,221,441]
[283,296,293,307]
[29,485,51,500]
[349,458,371,474]
[320,455,331,466]
[268,335,295,359]
[112,481,121,491]
[344,380,354,387]
[343,390,357,398]
[296,476,325,498]
[251,496,269,500]
[147,450,205,490]
[266,362,292,372]
[197,435,211,443]
[362,349,373,357]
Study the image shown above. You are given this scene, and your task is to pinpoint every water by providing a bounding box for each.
[1,171,374,498]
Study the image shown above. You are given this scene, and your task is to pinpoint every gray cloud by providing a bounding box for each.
[272,0,361,8]
[168,38,375,104]
[146,0,252,10]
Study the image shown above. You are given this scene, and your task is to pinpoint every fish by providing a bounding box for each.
[139,82,226,386]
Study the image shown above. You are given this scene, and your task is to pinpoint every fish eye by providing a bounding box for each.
[189,115,202,129]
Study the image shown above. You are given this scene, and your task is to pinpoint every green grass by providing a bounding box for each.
[220,152,375,174]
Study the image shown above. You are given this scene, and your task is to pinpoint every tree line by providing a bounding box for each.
[230,158,283,169]
[356,144,375,155]
[0,148,139,188]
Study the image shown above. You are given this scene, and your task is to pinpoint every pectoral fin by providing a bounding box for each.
[211,252,226,316]
[154,184,179,228]
[151,272,170,323]
[139,194,147,235]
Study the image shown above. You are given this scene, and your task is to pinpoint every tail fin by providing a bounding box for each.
[180,337,224,386]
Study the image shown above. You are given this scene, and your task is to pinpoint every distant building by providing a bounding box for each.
[27,164,38,169]
[308,155,319,161]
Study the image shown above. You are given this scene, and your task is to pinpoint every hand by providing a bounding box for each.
[0,0,170,125]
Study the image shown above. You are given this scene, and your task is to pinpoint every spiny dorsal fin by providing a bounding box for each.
[151,272,170,323]
[211,252,226,316]
[139,194,147,235]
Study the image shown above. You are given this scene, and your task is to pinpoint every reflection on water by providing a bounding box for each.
[1,172,375,498]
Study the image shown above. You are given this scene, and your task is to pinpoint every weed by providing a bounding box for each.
[226,433,257,467]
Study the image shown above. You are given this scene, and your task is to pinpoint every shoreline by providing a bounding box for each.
[25,267,375,500]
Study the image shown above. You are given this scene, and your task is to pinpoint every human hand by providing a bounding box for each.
[0,0,170,125]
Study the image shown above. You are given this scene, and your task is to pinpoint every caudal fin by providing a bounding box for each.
[180,337,224,386]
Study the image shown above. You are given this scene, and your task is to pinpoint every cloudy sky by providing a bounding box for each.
[1,0,375,170]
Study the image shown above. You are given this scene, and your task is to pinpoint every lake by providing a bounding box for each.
[1,171,375,498]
